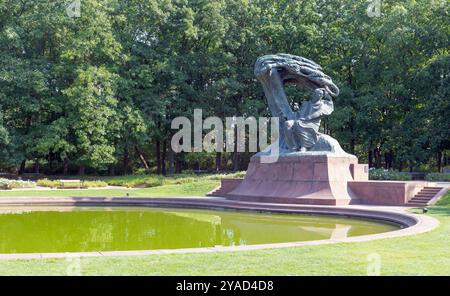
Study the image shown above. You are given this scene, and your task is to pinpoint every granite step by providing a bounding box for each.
[407,187,444,206]
[418,190,441,194]
[406,202,429,207]
[409,199,432,203]
[405,186,443,206]
[414,194,437,198]
[411,196,432,201]
[208,189,227,196]
[417,191,439,196]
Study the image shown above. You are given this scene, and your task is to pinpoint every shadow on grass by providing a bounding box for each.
[429,192,450,216]
[429,207,450,217]
[409,191,450,216]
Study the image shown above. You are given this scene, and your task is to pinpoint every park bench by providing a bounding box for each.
[59,179,85,189]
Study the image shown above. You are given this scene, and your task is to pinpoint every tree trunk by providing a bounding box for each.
[350,138,355,155]
[215,152,222,172]
[175,152,183,174]
[108,166,115,176]
[176,158,182,174]
[233,151,240,172]
[368,150,373,168]
[233,125,239,171]
[63,157,69,175]
[161,140,167,175]
[78,165,85,176]
[389,150,394,169]
[349,116,355,154]
[374,148,382,168]
[437,150,442,172]
[169,145,175,175]
[135,146,149,170]
[444,151,448,167]
[19,160,26,175]
[48,153,54,171]
[123,147,130,174]
[34,161,40,174]
[156,140,161,175]
[384,151,393,169]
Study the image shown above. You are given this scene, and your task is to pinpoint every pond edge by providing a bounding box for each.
[0,196,439,260]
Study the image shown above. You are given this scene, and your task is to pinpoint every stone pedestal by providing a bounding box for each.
[225,154,368,205]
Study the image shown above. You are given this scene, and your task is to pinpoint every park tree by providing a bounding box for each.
[414,54,450,171]
[0,0,448,174]
[63,66,121,173]
[0,110,9,165]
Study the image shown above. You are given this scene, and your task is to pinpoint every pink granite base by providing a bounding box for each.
[348,181,427,206]
[225,154,368,205]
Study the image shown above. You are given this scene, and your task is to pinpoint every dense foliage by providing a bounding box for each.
[425,173,450,182]
[0,0,448,175]
[0,178,35,189]
[368,168,412,181]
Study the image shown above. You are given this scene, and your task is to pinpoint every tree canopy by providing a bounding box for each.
[0,0,448,175]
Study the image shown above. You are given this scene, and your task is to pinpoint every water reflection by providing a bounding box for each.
[301,224,352,239]
[0,207,399,253]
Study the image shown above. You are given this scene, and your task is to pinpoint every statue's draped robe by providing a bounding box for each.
[284,98,334,149]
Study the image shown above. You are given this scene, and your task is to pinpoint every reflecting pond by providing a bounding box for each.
[0,206,401,253]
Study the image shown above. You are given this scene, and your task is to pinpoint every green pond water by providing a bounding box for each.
[0,206,401,253]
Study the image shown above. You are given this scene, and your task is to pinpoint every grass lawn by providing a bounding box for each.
[0,180,220,198]
[0,172,247,197]
[0,191,448,275]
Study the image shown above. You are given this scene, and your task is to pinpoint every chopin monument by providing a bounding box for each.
[254,53,346,155]
[214,54,369,205]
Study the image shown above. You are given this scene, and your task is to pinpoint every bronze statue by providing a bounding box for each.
[254,53,348,155]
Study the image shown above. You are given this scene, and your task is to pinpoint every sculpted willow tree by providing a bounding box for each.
[254,54,347,155]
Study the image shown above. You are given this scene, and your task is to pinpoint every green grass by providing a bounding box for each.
[0,180,219,198]
[0,191,448,275]
[0,172,245,197]
[36,179,108,189]
[103,172,245,187]
[34,172,246,188]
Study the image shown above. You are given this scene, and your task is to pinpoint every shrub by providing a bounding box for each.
[104,175,164,188]
[204,171,246,180]
[0,178,36,189]
[106,175,150,187]
[103,172,246,188]
[36,179,60,188]
[37,179,108,188]
[425,173,450,182]
[369,168,412,181]
[141,176,164,187]
[83,180,108,188]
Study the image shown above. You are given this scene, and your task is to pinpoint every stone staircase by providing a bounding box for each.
[207,186,228,197]
[206,178,243,197]
[407,187,444,207]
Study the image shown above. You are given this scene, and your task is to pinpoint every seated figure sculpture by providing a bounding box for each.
[283,88,334,152]
[254,53,348,156]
